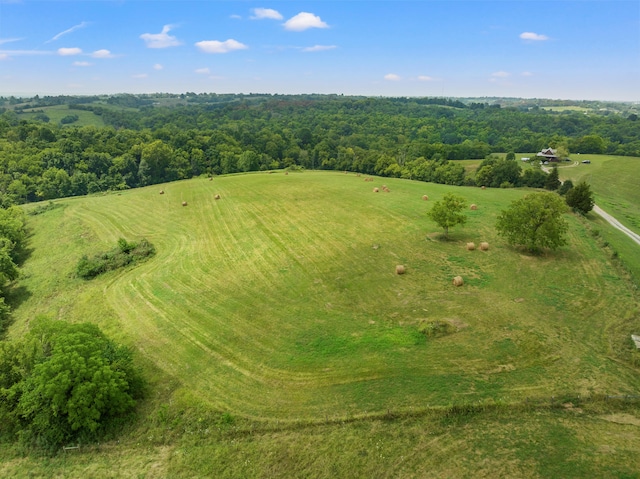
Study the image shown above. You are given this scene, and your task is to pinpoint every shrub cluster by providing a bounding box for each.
[76,238,155,279]
[0,318,144,450]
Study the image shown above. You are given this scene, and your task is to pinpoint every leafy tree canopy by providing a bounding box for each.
[0,318,143,449]
[427,192,467,237]
[496,192,569,252]
[565,180,595,215]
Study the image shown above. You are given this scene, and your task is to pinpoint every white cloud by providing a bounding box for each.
[418,75,434,81]
[0,53,9,60]
[58,47,82,56]
[302,45,337,52]
[153,64,163,70]
[491,71,510,78]
[132,73,148,79]
[230,14,242,20]
[140,25,182,49]
[195,39,248,54]
[73,61,91,67]
[47,22,89,43]
[520,32,549,41]
[251,8,283,20]
[0,38,23,46]
[521,71,534,77]
[91,49,114,58]
[195,67,210,74]
[384,73,401,81]
[284,12,329,31]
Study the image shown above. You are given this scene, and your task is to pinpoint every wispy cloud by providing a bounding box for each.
[520,32,549,41]
[384,73,401,81]
[0,49,52,57]
[418,75,435,81]
[0,38,23,46]
[491,71,510,78]
[195,67,211,74]
[301,45,336,52]
[284,12,329,32]
[58,47,82,56]
[521,71,534,77]
[195,39,247,54]
[73,61,92,67]
[251,8,282,20]
[140,25,182,49]
[0,53,9,61]
[47,22,89,43]
[153,64,163,70]
[132,73,148,79]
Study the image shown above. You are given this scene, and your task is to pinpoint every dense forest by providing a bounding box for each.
[0,93,638,206]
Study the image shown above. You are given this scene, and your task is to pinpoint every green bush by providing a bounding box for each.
[0,318,144,450]
[76,238,155,279]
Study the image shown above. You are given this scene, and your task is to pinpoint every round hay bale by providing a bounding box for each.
[481,186,486,190]
[422,195,429,201]
[470,204,478,210]
[182,201,188,207]
[214,194,221,200]
[383,187,390,193]
[452,276,464,287]
[466,242,476,251]
[208,177,213,181]
[396,265,406,275]
[285,171,289,175]
[373,187,379,193]
[479,242,489,251]
[159,190,164,195]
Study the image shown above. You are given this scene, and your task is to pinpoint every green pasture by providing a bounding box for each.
[555,155,640,234]
[3,405,640,478]
[18,105,105,127]
[11,172,640,421]
[3,170,639,476]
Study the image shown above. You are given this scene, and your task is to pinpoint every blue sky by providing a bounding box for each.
[0,1,638,100]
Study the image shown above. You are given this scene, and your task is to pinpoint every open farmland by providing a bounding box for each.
[1,170,639,477]
[11,172,640,421]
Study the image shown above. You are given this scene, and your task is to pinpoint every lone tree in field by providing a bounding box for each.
[565,180,595,215]
[427,192,467,237]
[496,192,568,252]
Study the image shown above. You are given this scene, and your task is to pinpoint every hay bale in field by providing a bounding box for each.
[214,194,221,200]
[208,177,213,181]
[182,201,188,206]
[479,242,489,251]
[481,186,486,190]
[422,195,429,201]
[383,187,390,193]
[396,265,406,275]
[373,187,379,192]
[466,242,476,251]
[159,190,164,195]
[452,276,464,287]
[285,171,289,175]
[470,204,478,210]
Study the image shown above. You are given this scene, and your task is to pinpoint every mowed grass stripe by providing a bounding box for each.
[13,172,640,420]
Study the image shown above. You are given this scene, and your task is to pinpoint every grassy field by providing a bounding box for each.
[3,171,640,477]
[18,105,106,127]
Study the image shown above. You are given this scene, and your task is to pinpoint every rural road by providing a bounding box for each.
[540,162,640,246]
[593,205,640,246]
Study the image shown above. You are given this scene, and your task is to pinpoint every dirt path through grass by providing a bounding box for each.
[593,205,640,246]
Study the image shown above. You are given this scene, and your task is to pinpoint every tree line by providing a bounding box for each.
[0,94,638,206]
